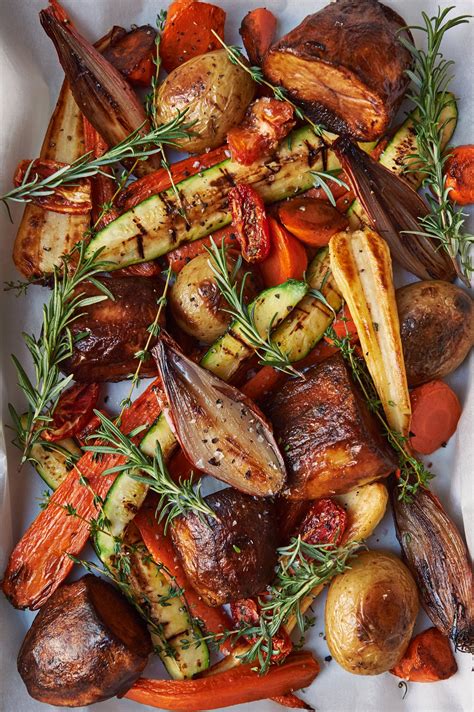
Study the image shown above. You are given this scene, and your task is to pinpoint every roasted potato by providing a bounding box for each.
[335,482,388,543]
[397,280,474,386]
[62,277,165,382]
[170,488,278,606]
[264,353,397,499]
[17,575,152,706]
[169,252,257,343]
[155,50,255,153]
[325,551,419,675]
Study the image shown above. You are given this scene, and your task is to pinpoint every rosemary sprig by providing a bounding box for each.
[311,170,349,207]
[211,32,326,138]
[0,111,192,208]
[9,242,113,462]
[206,239,299,376]
[399,7,473,283]
[325,323,433,501]
[84,411,216,531]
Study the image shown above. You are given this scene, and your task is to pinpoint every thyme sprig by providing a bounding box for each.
[0,111,192,209]
[84,410,216,531]
[211,32,326,137]
[326,323,433,501]
[399,7,473,283]
[9,242,113,462]
[206,239,299,376]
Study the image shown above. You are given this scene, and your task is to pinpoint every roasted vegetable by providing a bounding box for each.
[62,277,165,382]
[278,197,349,247]
[396,280,474,386]
[44,383,99,442]
[156,50,255,153]
[12,80,89,278]
[264,353,396,499]
[153,336,287,497]
[392,486,474,653]
[229,184,271,263]
[40,2,160,176]
[103,25,157,86]
[262,0,413,141]
[17,575,152,706]
[240,8,277,66]
[325,551,419,675]
[169,252,256,344]
[390,627,457,683]
[409,380,462,454]
[335,482,388,543]
[260,218,308,287]
[444,144,474,205]
[125,651,320,711]
[330,228,411,437]
[170,488,278,606]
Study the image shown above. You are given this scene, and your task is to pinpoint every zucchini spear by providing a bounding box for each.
[329,227,411,438]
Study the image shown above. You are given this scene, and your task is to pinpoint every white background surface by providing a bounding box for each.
[0,1,472,711]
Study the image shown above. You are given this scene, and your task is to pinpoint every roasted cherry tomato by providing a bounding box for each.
[227,98,295,166]
[298,498,347,547]
[74,409,109,447]
[231,597,293,664]
[229,184,271,263]
[44,383,100,442]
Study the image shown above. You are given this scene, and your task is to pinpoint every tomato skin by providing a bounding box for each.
[44,383,100,442]
[227,98,295,166]
[231,598,293,664]
[297,498,347,547]
[229,184,271,263]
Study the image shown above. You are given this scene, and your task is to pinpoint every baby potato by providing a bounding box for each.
[155,50,255,153]
[325,550,419,675]
[169,251,256,344]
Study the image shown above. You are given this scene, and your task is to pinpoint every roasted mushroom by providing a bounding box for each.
[17,575,152,707]
[170,488,279,606]
[62,277,165,382]
[396,280,474,386]
[262,0,413,141]
[264,353,397,499]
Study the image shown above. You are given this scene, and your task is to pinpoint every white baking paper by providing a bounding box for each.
[0,1,472,711]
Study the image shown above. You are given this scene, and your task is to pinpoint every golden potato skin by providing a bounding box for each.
[396,280,473,386]
[325,551,419,675]
[264,354,397,499]
[169,252,257,344]
[17,575,152,706]
[171,488,278,606]
[156,50,255,153]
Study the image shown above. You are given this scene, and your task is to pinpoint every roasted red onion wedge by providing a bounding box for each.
[39,2,160,176]
[392,486,474,653]
[152,336,286,496]
[333,137,456,282]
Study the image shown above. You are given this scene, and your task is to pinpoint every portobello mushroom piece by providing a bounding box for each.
[263,353,397,499]
[17,575,152,707]
[262,0,413,141]
[396,280,474,386]
[171,488,278,606]
[62,277,165,382]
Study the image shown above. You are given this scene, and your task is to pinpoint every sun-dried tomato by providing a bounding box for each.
[44,383,100,443]
[227,98,295,166]
[231,597,293,664]
[298,498,347,547]
[229,184,271,263]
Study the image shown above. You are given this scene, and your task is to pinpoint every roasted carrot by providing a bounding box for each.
[125,651,320,710]
[134,499,233,653]
[160,1,226,74]
[409,380,462,455]
[241,365,284,402]
[116,144,229,212]
[167,226,238,273]
[324,304,358,345]
[240,8,277,66]
[260,218,308,288]
[296,340,339,369]
[83,117,119,229]
[390,627,457,682]
[2,380,163,610]
[103,25,157,86]
[272,693,313,710]
[278,197,349,246]
[444,144,474,205]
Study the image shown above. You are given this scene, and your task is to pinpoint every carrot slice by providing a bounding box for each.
[260,217,308,288]
[2,380,163,610]
[278,197,349,246]
[134,499,233,653]
[125,651,320,710]
[117,144,229,212]
[160,2,226,74]
[167,226,238,273]
[240,8,277,66]
[409,380,462,455]
[444,144,474,205]
[241,365,284,402]
[390,627,457,682]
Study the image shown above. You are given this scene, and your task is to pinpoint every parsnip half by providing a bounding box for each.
[329,227,411,438]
